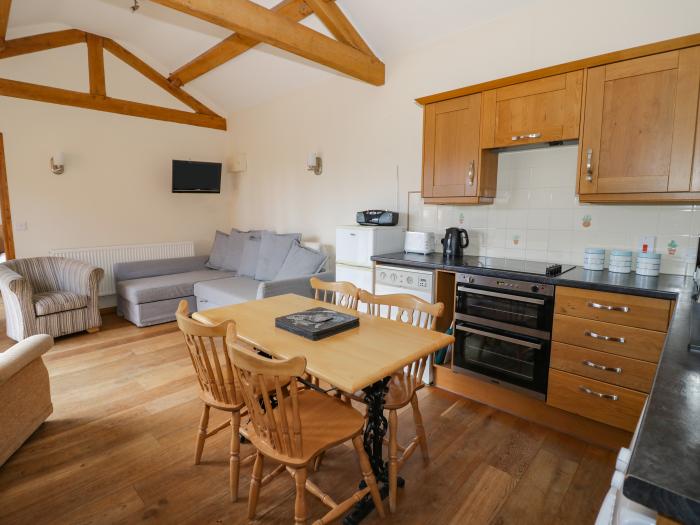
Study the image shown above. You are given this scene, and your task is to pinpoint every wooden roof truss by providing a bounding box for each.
[0,0,384,130]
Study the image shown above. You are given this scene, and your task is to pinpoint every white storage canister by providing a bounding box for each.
[635,252,661,277]
[609,250,633,273]
[583,247,605,271]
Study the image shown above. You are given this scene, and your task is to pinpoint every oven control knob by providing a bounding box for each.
[531,285,539,293]
[379,272,387,281]
[468,276,475,284]
[406,276,414,285]
[390,273,398,282]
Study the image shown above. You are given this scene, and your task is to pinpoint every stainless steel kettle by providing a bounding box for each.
[441,228,469,258]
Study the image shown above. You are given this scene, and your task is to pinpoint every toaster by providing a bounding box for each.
[404,231,435,255]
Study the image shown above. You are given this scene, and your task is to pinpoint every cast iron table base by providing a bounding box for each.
[343,377,405,525]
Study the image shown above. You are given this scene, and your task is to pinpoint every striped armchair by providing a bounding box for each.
[0,257,104,341]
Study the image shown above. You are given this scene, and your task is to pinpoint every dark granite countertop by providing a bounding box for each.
[370,252,700,523]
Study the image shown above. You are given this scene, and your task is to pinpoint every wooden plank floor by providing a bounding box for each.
[0,312,616,524]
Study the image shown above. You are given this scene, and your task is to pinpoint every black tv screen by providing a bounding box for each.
[172,160,222,193]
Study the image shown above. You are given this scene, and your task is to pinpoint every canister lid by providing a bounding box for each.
[636,252,661,259]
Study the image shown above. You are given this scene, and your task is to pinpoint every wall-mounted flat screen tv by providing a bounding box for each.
[172,160,222,193]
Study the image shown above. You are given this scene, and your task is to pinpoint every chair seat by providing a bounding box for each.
[33,291,88,316]
[353,372,424,410]
[244,389,365,466]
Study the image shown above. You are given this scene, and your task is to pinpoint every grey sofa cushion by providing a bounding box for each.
[194,276,260,306]
[255,231,301,282]
[238,237,262,277]
[117,269,234,304]
[206,231,229,270]
[115,256,208,282]
[275,241,328,280]
[221,229,262,272]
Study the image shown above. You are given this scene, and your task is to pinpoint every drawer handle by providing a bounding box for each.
[579,385,619,401]
[585,330,625,344]
[511,132,542,141]
[587,301,630,313]
[582,360,622,374]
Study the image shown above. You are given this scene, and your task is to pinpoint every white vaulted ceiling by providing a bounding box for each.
[4,0,532,114]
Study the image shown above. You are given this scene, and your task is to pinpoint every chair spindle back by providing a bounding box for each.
[226,325,308,459]
[358,291,444,384]
[310,277,360,310]
[176,300,240,408]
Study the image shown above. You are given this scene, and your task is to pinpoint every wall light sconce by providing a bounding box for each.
[307,152,322,176]
[50,152,65,175]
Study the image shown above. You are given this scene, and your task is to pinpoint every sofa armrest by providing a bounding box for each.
[0,334,54,385]
[257,270,336,300]
[114,256,209,282]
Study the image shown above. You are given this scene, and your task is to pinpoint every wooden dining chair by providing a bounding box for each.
[310,277,360,310]
[175,300,255,502]
[225,325,385,524]
[358,290,444,513]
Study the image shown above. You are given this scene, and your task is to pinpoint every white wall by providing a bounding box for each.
[227,0,700,262]
[0,41,230,257]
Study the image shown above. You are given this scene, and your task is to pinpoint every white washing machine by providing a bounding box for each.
[374,264,436,384]
[374,264,434,302]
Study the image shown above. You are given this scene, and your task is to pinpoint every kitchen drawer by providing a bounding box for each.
[547,369,647,432]
[550,342,657,393]
[554,287,671,332]
[552,314,666,363]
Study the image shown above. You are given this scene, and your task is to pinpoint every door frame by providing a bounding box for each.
[0,133,16,260]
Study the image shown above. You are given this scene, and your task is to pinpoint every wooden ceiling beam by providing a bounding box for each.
[87,34,106,97]
[103,37,216,115]
[0,0,11,50]
[304,0,374,57]
[169,0,316,86]
[0,77,227,130]
[151,0,384,86]
[0,29,87,59]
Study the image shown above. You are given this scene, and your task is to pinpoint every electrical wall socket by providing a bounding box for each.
[14,221,27,232]
[638,235,656,253]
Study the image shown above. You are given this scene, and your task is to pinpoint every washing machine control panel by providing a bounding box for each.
[375,266,433,293]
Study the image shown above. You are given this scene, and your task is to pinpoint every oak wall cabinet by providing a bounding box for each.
[422,94,498,204]
[578,47,700,202]
[480,71,583,149]
[418,34,700,205]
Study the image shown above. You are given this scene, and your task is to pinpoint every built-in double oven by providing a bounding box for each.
[453,273,554,399]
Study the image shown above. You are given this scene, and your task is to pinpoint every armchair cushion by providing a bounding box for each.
[33,291,88,316]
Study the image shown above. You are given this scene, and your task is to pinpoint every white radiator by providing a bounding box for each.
[49,241,195,296]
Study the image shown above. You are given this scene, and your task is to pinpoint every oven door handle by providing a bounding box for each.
[455,324,542,349]
[456,286,545,305]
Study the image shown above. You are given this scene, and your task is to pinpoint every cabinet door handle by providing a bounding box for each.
[582,360,623,374]
[467,160,475,186]
[579,385,619,401]
[585,330,625,344]
[586,148,593,182]
[587,301,630,313]
[511,132,542,141]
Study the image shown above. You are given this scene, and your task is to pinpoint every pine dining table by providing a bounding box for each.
[193,293,454,524]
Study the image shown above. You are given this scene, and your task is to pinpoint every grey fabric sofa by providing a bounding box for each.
[0,257,104,341]
[115,243,334,327]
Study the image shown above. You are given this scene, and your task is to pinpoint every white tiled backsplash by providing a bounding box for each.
[408,145,700,276]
